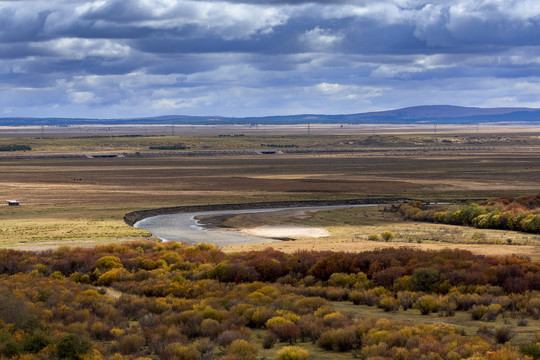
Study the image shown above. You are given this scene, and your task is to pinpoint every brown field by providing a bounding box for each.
[0,131,539,258]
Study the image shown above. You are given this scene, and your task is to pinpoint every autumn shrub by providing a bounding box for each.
[360,343,390,359]
[317,327,358,352]
[368,234,380,241]
[381,231,395,242]
[225,339,257,360]
[266,316,291,329]
[378,296,400,312]
[293,297,327,314]
[349,290,363,305]
[411,268,440,292]
[116,333,146,355]
[360,287,391,306]
[373,266,406,287]
[325,287,348,301]
[0,242,538,360]
[297,315,324,343]
[397,291,416,311]
[21,331,52,353]
[275,346,311,360]
[322,312,349,328]
[97,268,129,286]
[0,337,21,358]
[236,306,261,328]
[485,304,502,321]
[437,296,457,317]
[200,318,222,339]
[172,344,199,360]
[415,295,438,315]
[470,305,488,320]
[527,298,540,319]
[95,256,123,270]
[519,342,540,359]
[328,273,356,288]
[69,272,91,284]
[456,293,478,311]
[216,330,249,348]
[493,326,515,344]
[57,333,93,359]
[263,331,277,349]
[271,323,301,344]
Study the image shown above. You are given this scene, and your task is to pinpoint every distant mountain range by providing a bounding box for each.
[1,105,539,126]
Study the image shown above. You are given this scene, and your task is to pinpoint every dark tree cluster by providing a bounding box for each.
[0,144,31,151]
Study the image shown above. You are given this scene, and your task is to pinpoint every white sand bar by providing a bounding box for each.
[242,225,330,238]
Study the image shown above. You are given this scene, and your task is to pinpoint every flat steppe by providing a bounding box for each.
[0,131,538,258]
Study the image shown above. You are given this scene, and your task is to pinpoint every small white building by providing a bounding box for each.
[7,200,19,206]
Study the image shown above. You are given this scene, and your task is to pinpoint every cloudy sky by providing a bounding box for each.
[1,0,540,118]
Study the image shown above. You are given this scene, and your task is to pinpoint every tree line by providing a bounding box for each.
[395,195,540,234]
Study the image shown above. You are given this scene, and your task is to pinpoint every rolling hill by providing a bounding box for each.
[1,105,539,126]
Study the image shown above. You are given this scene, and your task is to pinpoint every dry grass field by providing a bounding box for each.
[0,132,539,257]
[214,206,540,260]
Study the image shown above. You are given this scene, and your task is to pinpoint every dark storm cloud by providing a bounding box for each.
[1,0,540,117]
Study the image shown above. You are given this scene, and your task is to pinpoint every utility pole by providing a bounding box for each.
[41,125,44,138]
[171,124,175,136]
[433,122,437,135]
[307,123,311,136]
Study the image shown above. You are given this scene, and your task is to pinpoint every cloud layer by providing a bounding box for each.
[1,0,540,117]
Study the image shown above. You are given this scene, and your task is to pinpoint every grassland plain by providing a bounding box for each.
[1,132,540,360]
[211,206,540,260]
[0,133,538,255]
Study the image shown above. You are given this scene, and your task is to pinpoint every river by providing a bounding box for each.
[134,204,380,247]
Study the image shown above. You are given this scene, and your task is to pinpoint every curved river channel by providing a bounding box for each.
[134,204,380,247]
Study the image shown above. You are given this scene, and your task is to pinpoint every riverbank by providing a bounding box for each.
[133,204,382,246]
[124,198,407,226]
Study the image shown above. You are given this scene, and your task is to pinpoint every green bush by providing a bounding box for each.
[0,338,21,358]
[411,268,440,292]
[22,332,52,353]
[57,334,92,359]
[0,144,31,151]
[520,343,540,359]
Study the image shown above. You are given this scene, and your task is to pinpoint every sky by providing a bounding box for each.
[1,0,540,118]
